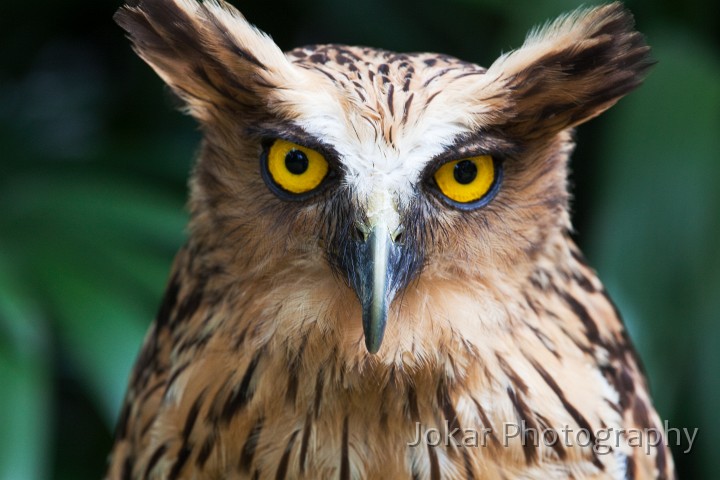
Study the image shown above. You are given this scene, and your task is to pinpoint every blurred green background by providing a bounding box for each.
[0,0,717,478]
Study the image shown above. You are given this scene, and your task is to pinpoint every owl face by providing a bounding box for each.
[116,0,651,354]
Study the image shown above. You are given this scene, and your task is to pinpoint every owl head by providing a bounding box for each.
[116,0,651,358]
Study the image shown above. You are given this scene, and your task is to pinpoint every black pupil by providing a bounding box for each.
[285,149,309,174]
[453,159,477,184]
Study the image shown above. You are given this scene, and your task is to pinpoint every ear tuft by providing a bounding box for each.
[484,2,654,139]
[115,0,295,121]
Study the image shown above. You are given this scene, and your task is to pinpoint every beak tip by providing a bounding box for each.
[364,335,382,354]
[362,308,386,354]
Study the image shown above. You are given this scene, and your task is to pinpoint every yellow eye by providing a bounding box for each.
[433,155,499,206]
[265,139,329,195]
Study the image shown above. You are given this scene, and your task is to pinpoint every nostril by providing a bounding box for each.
[391,225,404,243]
[354,223,369,241]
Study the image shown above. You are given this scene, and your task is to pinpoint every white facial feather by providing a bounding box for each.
[272,67,487,210]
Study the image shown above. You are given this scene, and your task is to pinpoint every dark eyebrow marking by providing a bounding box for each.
[245,123,341,161]
[418,130,523,180]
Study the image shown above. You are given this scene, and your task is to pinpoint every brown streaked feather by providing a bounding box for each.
[108,1,673,479]
[114,0,296,121]
[471,3,654,140]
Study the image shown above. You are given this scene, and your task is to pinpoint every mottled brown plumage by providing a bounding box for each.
[107,1,674,478]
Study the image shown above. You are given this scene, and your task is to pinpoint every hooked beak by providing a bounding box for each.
[340,190,422,354]
[351,221,404,353]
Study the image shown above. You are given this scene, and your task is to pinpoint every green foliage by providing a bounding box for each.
[589,27,720,474]
[0,0,717,478]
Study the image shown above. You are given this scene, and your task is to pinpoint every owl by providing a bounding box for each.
[107,0,674,479]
